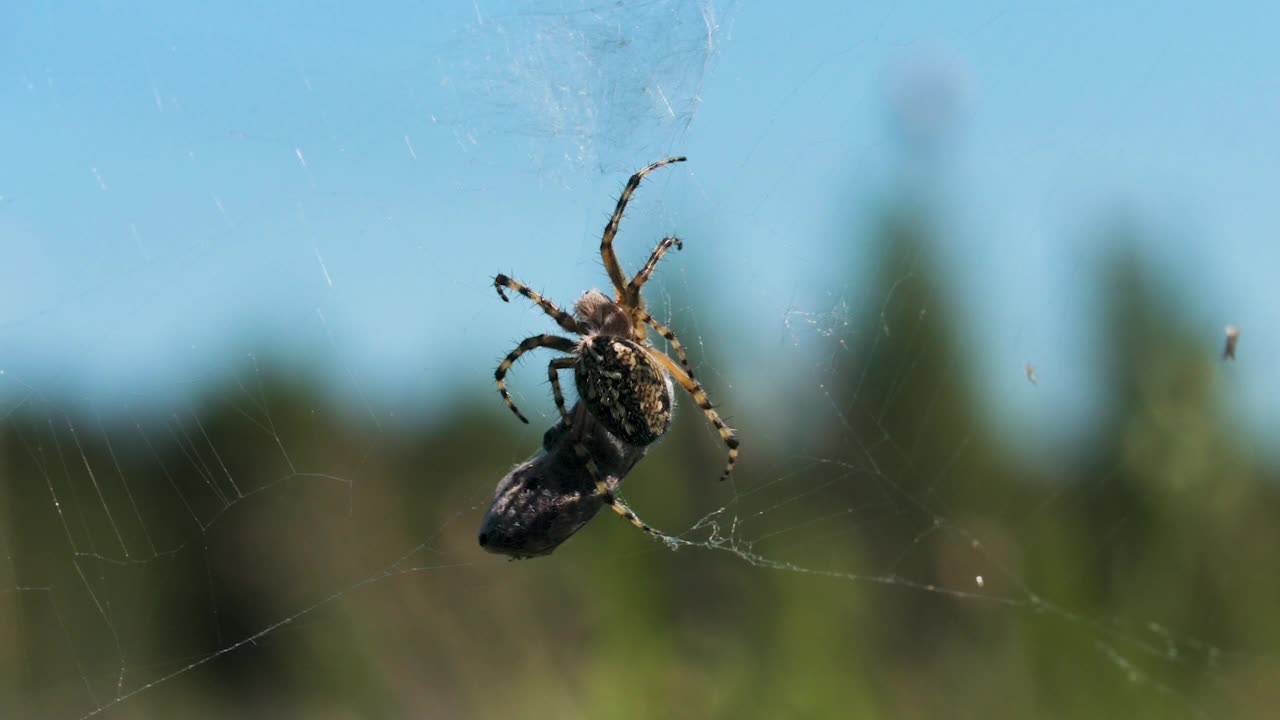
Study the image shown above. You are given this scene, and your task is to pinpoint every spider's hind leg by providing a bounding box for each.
[495,334,577,424]
[547,356,576,425]
[645,348,739,481]
[570,426,671,543]
[636,309,696,379]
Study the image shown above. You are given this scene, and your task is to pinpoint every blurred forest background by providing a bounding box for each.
[3,202,1276,718]
[5,2,1280,718]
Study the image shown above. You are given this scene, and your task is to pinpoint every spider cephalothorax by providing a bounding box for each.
[491,157,739,541]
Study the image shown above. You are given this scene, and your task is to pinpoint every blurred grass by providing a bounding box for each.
[1,207,1276,719]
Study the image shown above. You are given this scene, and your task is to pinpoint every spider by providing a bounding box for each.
[492,156,739,539]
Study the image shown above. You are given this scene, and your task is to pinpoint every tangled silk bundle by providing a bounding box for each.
[478,402,647,559]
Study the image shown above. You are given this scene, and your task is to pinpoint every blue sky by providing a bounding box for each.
[2,1,1277,451]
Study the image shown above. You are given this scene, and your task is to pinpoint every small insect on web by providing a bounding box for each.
[1222,324,1241,360]
[491,157,739,542]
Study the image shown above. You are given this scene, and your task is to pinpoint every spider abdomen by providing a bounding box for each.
[575,335,673,446]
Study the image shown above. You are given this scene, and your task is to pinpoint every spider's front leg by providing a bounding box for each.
[625,235,682,309]
[600,156,687,299]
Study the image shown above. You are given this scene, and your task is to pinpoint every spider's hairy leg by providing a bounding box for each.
[646,349,739,481]
[625,236,683,308]
[493,274,584,335]
[635,309,695,379]
[600,156,687,300]
[572,435,669,541]
[547,356,576,425]
[495,334,578,424]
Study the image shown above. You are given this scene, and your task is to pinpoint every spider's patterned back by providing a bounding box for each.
[575,335,674,447]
